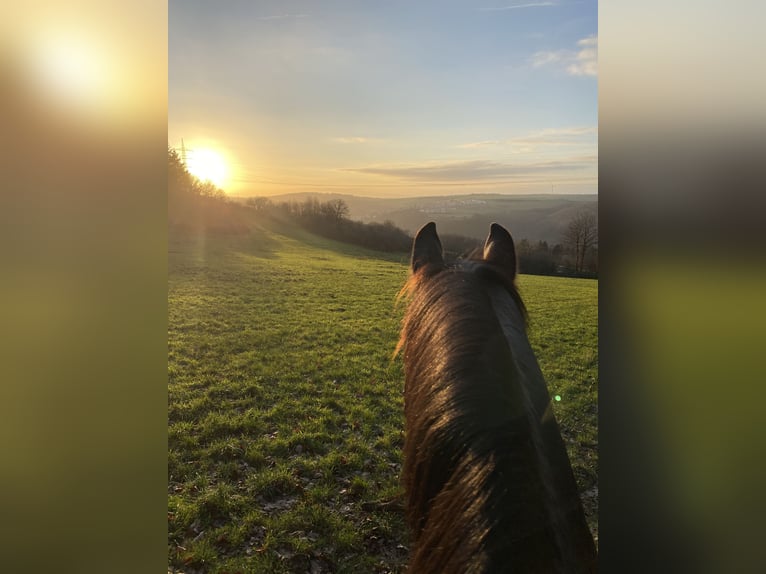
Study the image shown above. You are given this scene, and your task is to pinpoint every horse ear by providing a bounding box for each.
[411,221,444,272]
[483,222,517,278]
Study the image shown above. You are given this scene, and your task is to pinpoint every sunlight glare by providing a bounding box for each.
[24,30,112,114]
[186,148,229,189]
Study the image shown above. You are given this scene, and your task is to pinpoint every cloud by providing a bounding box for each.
[520,126,597,140]
[567,35,598,76]
[458,126,597,150]
[331,136,384,144]
[530,51,565,67]
[456,140,504,149]
[531,34,597,76]
[346,157,595,183]
[481,2,558,10]
[256,14,309,21]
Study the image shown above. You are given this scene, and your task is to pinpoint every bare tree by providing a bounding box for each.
[327,198,349,221]
[246,196,272,212]
[562,211,598,274]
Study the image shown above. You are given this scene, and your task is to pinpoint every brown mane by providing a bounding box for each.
[395,254,527,358]
[398,223,597,573]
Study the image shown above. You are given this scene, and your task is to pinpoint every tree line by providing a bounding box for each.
[168,147,597,276]
[515,211,598,277]
[168,147,251,233]
[247,196,413,252]
[247,195,598,277]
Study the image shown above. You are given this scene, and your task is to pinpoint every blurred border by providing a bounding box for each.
[0,2,167,572]
[600,1,766,572]
[2,1,765,572]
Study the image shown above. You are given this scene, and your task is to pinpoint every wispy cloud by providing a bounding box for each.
[567,35,597,76]
[256,14,309,21]
[481,2,558,11]
[458,126,597,150]
[331,136,384,144]
[521,126,597,140]
[531,34,597,76]
[530,51,565,67]
[456,140,504,149]
[346,156,595,183]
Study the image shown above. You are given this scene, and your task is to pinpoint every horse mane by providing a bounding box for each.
[397,254,597,573]
[395,253,527,358]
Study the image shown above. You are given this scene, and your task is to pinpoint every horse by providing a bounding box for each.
[397,222,597,573]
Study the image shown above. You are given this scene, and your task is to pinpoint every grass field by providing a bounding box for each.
[168,224,598,573]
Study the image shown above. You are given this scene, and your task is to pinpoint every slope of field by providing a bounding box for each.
[236,193,598,244]
[168,226,598,573]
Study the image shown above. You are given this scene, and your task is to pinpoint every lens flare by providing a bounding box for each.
[185,148,229,189]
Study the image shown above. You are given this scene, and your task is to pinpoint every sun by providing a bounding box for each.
[186,148,229,189]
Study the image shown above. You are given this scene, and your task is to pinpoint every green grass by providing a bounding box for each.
[168,225,598,573]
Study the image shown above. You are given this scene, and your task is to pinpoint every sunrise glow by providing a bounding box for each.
[169,2,597,197]
[185,148,229,190]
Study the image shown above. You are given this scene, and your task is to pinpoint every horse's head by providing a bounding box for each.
[411,220,516,282]
[399,223,598,573]
[400,221,527,338]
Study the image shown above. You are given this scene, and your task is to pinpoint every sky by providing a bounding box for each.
[169,0,597,198]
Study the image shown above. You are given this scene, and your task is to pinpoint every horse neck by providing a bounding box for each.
[485,283,550,414]
[484,282,585,569]
[404,275,595,571]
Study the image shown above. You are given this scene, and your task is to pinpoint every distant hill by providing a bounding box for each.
[233,192,597,244]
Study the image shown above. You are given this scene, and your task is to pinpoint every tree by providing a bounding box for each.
[246,196,272,212]
[300,198,321,218]
[168,146,195,197]
[326,199,349,221]
[516,238,532,257]
[562,211,598,274]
